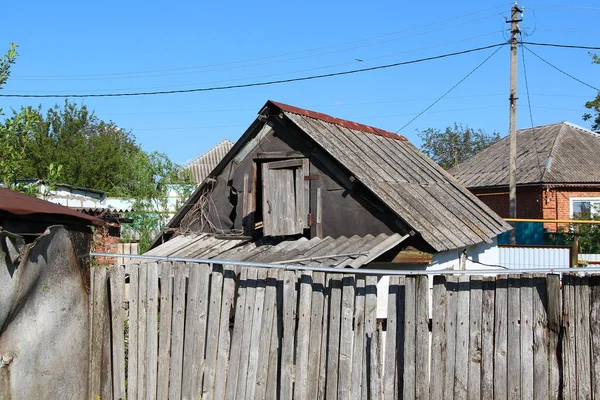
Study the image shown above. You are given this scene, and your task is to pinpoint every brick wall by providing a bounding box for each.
[471,186,542,219]
[542,188,600,231]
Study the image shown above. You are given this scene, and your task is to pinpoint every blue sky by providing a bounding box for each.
[1,1,599,165]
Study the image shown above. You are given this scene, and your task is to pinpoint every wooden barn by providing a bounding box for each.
[148,101,510,266]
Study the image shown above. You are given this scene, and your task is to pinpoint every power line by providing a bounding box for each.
[12,5,511,80]
[395,44,505,132]
[522,45,600,92]
[520,40,544,178]
[522,41,600,50]
[0,43,507,98]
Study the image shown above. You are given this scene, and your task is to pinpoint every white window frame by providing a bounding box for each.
[569,197,600,219]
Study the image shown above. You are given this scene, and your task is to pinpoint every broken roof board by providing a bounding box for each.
[451,122,600,188]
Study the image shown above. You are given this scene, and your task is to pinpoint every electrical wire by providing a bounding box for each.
[0,43,507,98]
[522,41,600,50]
[522,45,600,92]
[395,44,505,132]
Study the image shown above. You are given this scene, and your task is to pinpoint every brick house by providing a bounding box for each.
[450,122,600,232]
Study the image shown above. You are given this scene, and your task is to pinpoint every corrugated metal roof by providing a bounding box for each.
[450,122,600,188]
[0,188,104,226]
[183,139,234,184]
[279,105,510,252]
[143,233,407,268]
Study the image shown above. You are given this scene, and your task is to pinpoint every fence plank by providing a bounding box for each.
[168,262,188,400]
[480,277,495,399]
[294,272,314,400]
[255,269,279,400]
[467,276,482,400]
[127,265,139,400]
[453,275,470,399]
[266,274,284,400]
[137,265,148,399]
[318,274,331,400]
[225,267,249,400]
[235,267,258,400]
[383,276,399,400]
[156,262,174,400]
[182,263,210,400]
[213,266,237,400]
[281,270,298,400]
[520,275,534,400]
[89,267,109,399]
[326,274,343,400]
[351,277,366,400]
[146,262,160,400]
[507,274,521,400]
[590,276,600,398]
[403,276,416,400]
[338,276,355,400]
[415,275,429,400]
[365,275,380,400]
[532,274,548,400]
[430,276,447,400]
[546,274,561,399]
[204,264,225,399]
[444,275,458,399]
[245,269,268,400]
[562,274,576,400]
[110,265,126,400]
[575,275,592,399]
[493,275,508,400]
[307,271,326,400]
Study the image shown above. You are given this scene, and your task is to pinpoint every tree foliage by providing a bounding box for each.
[583,53,600,132]
[417,123,500,170]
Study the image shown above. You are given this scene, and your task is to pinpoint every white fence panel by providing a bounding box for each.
[498,246,571,269]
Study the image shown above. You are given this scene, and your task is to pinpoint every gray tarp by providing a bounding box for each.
[0,226,89,400]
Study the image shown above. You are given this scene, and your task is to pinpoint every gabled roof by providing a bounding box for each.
[183,139,234,184]
[152,100,510,252]
[450,122,600,188]
[0,188,103,226]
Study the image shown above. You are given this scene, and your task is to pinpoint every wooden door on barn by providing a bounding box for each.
[261,159,309,236]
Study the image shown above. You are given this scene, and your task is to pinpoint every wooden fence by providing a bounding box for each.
[89,263,600,399]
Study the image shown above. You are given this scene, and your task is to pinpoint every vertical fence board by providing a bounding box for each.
[532,274,548,400]
[127,265,139,400]
[575,276,592,399]
[351,277,366,400]
[383,276,399,400]
[89,267,109,399]
[326,274,343,400]
[204,264,225,399]
[365,275,381,400]
[146,262,160,400]
[226,268,249,400]
[294,272,314,400]
[280,270,297,399]
[110,265,126,400]
[520,275,534,400]
[467,276,482,400]
[415,275,429,400]
[494,275,508,400]
[507,274,521,400]
[546,274,561,399]
[235,267,258,400]
[245,269,268,400]
[168,262,188,400]
[156,262,174,400]
[182,263,210,400]
[308,272,326,400]
[213,266,237,400]
[444,275,458,399]
[137,265,148,399]
[481,277,495,399]
[562,274,576,400]
[338,275,355,400]
[318,274,331,400]
[430,276,447,400]
[255,269,279,400]
[453,275,470,399]
[403,276,416,400]
[265,271,283,400]
[590,276,600,397]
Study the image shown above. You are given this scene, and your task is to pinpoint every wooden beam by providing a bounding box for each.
[256,151,305,159]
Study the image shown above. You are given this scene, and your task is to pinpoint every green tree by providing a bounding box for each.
[583,53,600,132]
[417,123,500,170]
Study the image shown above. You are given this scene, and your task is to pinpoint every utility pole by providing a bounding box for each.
[507,3,522,244]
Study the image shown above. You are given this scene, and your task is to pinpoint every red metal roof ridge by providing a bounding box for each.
[268,101,408,141]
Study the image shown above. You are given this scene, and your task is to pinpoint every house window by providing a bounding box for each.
[570,198,600,219]
[261,158,310,236]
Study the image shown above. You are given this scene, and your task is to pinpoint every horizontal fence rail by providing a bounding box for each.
[89,262,600,399]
